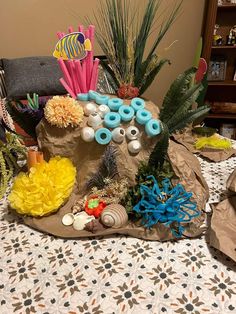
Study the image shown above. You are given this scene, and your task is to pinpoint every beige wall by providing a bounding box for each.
[0,0,205,103]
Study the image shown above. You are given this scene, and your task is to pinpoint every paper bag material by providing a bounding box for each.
[173,129,236,162]
[227,168,236,192]
[22,100,209,240]
[210,197,236,262]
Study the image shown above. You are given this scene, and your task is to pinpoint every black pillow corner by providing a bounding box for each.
[2,56,66,100]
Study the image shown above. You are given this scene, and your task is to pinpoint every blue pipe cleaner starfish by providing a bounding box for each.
[133,176,200,238]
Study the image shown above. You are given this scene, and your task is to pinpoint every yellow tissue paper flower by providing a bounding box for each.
[195,134,232,150]
[44,96,84,128]
[8,156,76,217]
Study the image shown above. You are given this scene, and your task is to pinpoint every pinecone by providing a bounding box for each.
[117,84,139,99]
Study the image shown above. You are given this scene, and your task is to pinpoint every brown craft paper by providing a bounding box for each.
[210,197,236,262]
[21,100,209,240]
[173,128,236,162]
[209,169,236,262]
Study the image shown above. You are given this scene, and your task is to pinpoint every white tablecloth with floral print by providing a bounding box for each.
[0,152,236,314]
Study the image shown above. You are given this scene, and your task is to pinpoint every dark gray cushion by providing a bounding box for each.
[2,56,66,100]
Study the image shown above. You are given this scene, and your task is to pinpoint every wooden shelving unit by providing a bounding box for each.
[202,0,236,138]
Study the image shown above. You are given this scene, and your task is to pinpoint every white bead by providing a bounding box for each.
[81,127,95,142]
[97,105,110,118]
[87,113,102,129]
[83,102,97,116]
[128,140,142,154]
[126,126,140,140]
[112,127,126,143]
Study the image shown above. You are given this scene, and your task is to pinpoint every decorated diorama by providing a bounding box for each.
[3,0,235,241]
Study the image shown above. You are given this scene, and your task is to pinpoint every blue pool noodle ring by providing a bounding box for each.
[131,97,145,112]
[77,93,89,101]
[104,112,121,128]
[95,95,110,105]
[136,109,152,125]
[95,128,112,145]
[88,90,100,100]
[118,105,135,122]
[108,98,123,111]
[145,119,162,137]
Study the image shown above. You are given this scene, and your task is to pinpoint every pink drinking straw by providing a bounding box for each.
[66,61,76,95]
[69,60,81,94]
[75,60,87,93]
[56,32,64,40]
[58,58,73,90]
[89,58,100,91]
[68,26,74,33]
[59,78,76,99]
[78,25,84,33]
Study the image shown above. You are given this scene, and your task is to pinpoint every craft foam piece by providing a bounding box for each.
[104,112,121,129]
[131,97,145,112]
[145,119,162,137]
[77,93,89,101]
[118,105,135,122]
[95,128,112,145]
[95,95,110,105]
[89,90,100,100]
[135,109,152,125]
[108,98,123,111]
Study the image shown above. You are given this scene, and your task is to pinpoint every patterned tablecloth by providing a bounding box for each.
[0,153,236,314]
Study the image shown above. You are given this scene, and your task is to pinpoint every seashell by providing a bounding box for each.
[62,213,75,226]
[126,126,140,140]
[101,204,128,229]
[73,214,95,231]
[112,127,126,143]
[83,102,97,116]
[97,105,110,118]
[81,127,95,142]
[87,112,102,129]
[128,140,142,154]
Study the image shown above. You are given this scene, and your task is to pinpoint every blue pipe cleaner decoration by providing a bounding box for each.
[133,176,200,238]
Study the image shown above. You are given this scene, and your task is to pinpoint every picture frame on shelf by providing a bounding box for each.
[207,57,227,81]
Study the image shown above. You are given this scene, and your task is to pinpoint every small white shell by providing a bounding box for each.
[83,102,97,116]
[97,105,110,118]
[81,127,95,142]
[87,113,102,129]
[126,126,140,140]
[62,213,74,226]
[73,213,95,231]
[128,140,142,154]
[112,127,126,143]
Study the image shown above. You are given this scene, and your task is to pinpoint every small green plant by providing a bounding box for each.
[0,120,26,199]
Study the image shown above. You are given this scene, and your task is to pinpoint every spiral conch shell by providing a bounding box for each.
[101,204,128,229]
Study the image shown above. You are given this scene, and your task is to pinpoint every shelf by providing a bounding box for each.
[208,80,236,86]
[212,45,236,49]
[206,113,236,119]
[218,4,236,9]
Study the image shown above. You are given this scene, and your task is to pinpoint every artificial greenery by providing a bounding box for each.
[89,0,182,96]
[122,160,176,214]
[85,145,119,191]
[149,67,210,169]
[124,67,210,212]
[6,94,46,140]
[0,119,26,199]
